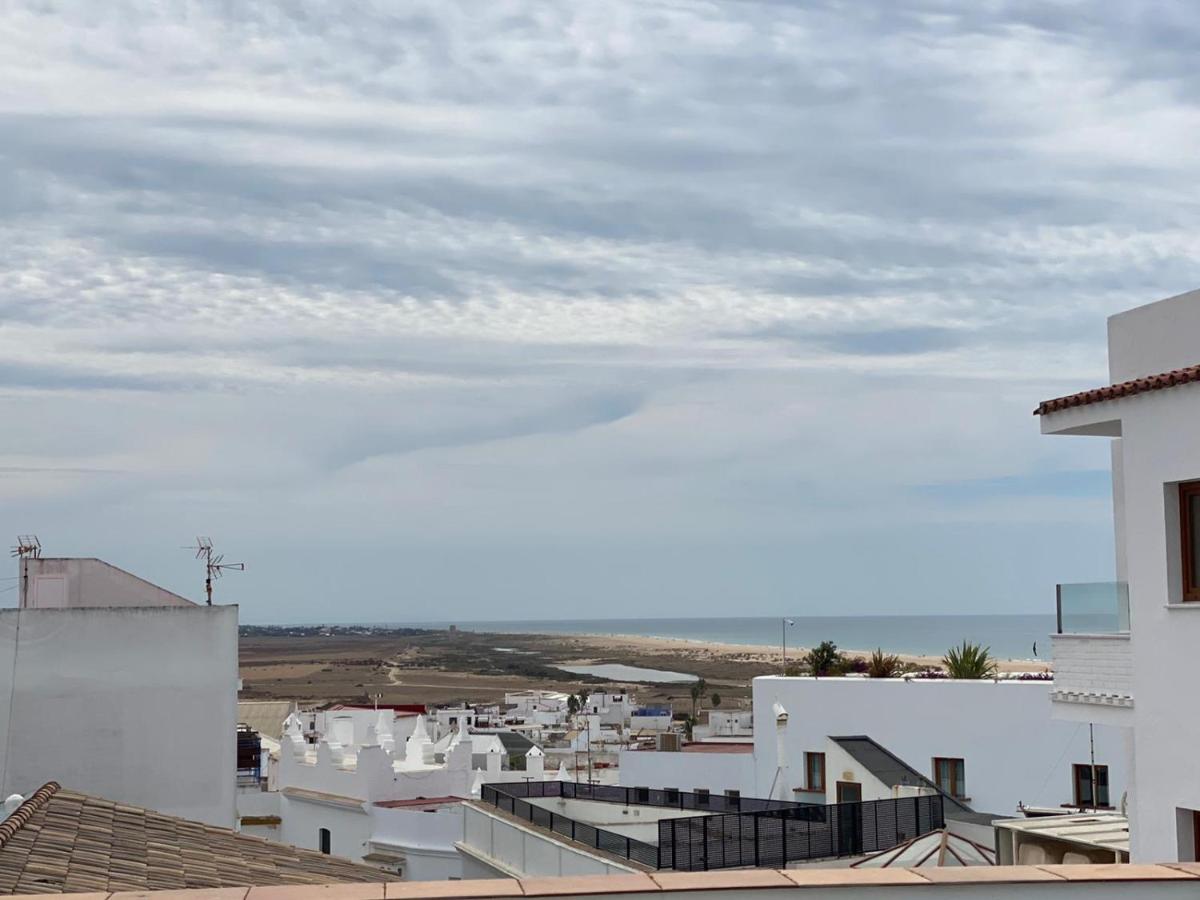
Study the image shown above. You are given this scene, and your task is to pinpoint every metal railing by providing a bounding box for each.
[481,782,660,868]
[479,781,943,871]
[1056,582,1130,634]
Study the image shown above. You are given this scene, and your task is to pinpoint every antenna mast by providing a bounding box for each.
[11,536,41,608]
[185,537,244,605]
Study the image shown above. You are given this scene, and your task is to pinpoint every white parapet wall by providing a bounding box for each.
[1050,634,1134,713]
[459,802,642,879]
[618,746,757,797]
[0,604,238,827]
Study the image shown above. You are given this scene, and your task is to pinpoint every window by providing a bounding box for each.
[805,752,826,792]
[933,757,966,799]
[318,828,331,855]
[1181,482,1200,602]
[1073,764,1110,808]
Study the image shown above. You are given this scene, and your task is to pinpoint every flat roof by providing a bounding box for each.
[681,742,754,754]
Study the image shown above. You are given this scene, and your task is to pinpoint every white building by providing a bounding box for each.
[276,707,560,877]
[695,709,753,741]
[1037,288,1200,862]
[0,556,238,827]
[751,677,1127,823]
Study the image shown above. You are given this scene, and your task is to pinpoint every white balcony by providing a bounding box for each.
[1050,583,1133,720]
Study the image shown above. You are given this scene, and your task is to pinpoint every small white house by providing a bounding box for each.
[752,676,1127,820]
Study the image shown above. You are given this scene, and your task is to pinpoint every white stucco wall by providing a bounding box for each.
[1039,292,1200,862]
[280,792,371,860]
[369,803,465,881]
[17,557,196,608]
[1090,384,1200,861]
[751,677,1127,818]
[0,604,237,826]
[617,748,757,797]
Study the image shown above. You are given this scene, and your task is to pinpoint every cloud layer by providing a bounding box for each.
[3,1,1197,620]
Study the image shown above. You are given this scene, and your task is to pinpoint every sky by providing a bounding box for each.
[3,2,1199,623]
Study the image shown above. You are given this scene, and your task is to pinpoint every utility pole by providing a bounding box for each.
[781,618,794,675]
[1089,723,1097,812]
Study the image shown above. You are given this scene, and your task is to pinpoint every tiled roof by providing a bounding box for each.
[0,783,390,895]
[1,865,1198,898]
[1035,364,1200,415]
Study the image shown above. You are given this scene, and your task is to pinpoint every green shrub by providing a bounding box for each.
[942,641,998,679]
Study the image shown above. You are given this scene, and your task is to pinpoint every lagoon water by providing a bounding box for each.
[555,663,699,683]
[401,614,1057,661]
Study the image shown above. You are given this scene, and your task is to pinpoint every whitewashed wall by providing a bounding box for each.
[752,677,1127,817]
[369,804,464,881]
[17,557,195,608]
[617,748,756,797]
[0,605,238,826]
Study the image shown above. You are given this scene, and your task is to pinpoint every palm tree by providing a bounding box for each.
[567,694,579,717]
[867,648,902,678]
[689,677,708,720]
[942,641,998,679]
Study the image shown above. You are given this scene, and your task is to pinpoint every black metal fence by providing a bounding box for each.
[481,781,660,868]
[479,781,943,871]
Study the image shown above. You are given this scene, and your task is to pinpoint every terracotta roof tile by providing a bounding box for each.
[1035,364,1200,415]
[0,786,388,895]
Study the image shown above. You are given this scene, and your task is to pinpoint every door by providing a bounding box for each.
[835,782,863,856]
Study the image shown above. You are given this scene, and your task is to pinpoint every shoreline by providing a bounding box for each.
[523,630,1049,675]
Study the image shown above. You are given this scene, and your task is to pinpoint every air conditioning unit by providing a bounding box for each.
[725,789,741,809]
[696,789,710,807]
[656,732,681,752]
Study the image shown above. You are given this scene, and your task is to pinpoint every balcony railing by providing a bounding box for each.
[1056,582,1130,634]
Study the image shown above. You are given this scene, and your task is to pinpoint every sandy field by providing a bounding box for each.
[239,627,1049,709]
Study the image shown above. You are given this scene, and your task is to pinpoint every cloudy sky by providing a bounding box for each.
[2,2,1198,623]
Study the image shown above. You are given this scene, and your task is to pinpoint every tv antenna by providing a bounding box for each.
[185,537,244,606]
[11,535,41,559]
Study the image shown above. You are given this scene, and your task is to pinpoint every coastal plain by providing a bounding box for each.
[238,628,1044,708]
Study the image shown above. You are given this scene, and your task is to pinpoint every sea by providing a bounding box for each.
[393,615,1058,662]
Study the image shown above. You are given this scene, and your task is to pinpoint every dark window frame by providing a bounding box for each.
[1072,763,1110,808]
[932,757,966,799]
[318,827,331,854]
[1180,482,1200,602]
[804,751,826,792]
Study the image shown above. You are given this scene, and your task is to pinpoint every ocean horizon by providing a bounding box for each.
[349,614,1058,661]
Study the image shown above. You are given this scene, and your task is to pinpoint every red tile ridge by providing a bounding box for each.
[1035,364,1200,415]
[0,780,60,849]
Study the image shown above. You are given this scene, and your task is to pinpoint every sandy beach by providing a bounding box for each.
[539,631,1046,675]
